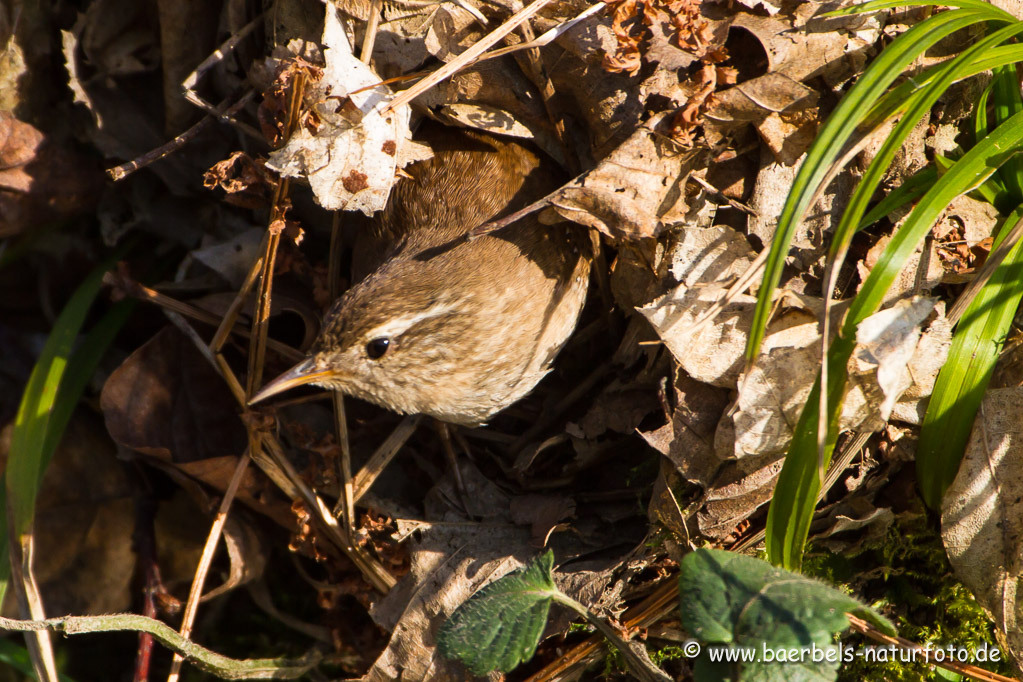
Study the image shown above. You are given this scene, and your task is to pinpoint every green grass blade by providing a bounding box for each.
[746,8,1000,364]
[825,0,1014,22]
[936,152,1013,210]
[847,111,1023,326]
[0,637,76,682]
[862,45,1023,136]
[974,80,993,142]
[857,166,937,230]
[917,208,1023,508]
[992,66,1023,202]
[6,265,109,537]
[766,108,1023,569]
[830,22,1023,268]
[765,337,854,570]
[0,295,133,608]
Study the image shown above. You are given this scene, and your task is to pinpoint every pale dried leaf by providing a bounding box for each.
[635,225,756,384]
[722,299,948,460]
[747,151,853,266]
[669,224,756,286]
[266,6,414,214]
[697,456,786,540]
[943,387,1023,668]
[441,102,537,139]
[848,297,939,431]
[642,286,755,387]
[191,228,265,288]
[423,4,480,62]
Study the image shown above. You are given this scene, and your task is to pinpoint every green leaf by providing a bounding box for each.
[917,207,1023,507]
[0,637,76,682]
[680,549,893,647]
[681,549,893,682]
[992,66,1023,202]
[828,21,1023,270]
[766,107,1023,570]
[825,0,1014,21]
[746,7,1003,364]
[857,167,937,231]
[437,551,560,675]
[0,255,132,606]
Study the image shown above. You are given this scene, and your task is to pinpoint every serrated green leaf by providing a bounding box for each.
[437,551,560,675]
[680,549,894,650]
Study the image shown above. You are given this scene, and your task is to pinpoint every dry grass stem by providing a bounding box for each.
[846,614,1019,682]
[107,92,257,181]
[166,451,253,682]
[103,271,302,361]
[8,532,58,682]
[259,433,396,592]
[360,0,384,63]
[385,0,557,112]
[328,214,356,527]
[210,251,266,353]
[352,415,423,503]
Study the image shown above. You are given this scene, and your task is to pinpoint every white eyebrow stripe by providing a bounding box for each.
[363,303,455,340]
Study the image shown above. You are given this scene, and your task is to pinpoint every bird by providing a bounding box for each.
[249,123,591,426]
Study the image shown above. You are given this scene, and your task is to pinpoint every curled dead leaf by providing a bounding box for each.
[545,112,701,239]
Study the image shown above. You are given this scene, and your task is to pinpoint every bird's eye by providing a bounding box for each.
[366,338,390,359]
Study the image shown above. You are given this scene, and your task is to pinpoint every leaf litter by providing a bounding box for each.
[0,0,1016,679]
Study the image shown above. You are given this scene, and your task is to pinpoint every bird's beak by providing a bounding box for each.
[248,358,336,405]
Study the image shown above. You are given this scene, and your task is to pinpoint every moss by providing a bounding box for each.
[800,514,1012,681]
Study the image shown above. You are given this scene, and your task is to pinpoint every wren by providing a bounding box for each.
[250,124,591,425]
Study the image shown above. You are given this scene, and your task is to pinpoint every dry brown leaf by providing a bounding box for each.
[704,71,819,164]
[190,228,266,288]
[684,302,942,538]
[100,326,294,529]
[569,379,661,440]
[933,194,1000,248]
[890,309,952,425]
[544,112,700,239]
[101,326,247,463]
[364,462,534,681]
[203,152,274,210]
[943,387,1023,671]
[509,494,577,547]
[731,8,883,88]
[697,456,785,539]
[423,4,481,62]
[80,0,161,77]
[722,298,946,460]
[0,111,102,237]
[640,367,731,487]
[0,415,136,616]
[814,502,894,555]
[747,151,854,267]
